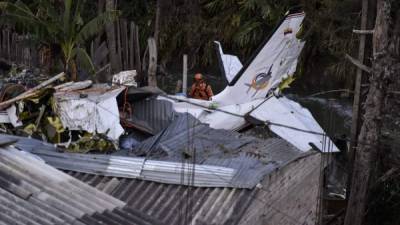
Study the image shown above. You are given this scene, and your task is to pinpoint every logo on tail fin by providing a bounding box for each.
[245,65,273,97]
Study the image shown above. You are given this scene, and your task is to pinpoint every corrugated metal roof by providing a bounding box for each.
[69,151,322,225]
[4,133,302,188]
[0,139,163,225]
[129,97,176,134]
[29,148,236,187]
[132,112,256,161]
[131,113,303,188]
[69,171,256,225]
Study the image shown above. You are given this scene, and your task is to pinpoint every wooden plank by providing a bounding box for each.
[134,25,141,74]
[116,18,122,71]
[14,33,18,62]
[15,35,18,63]
[129,22,135,69]
[120,19,129,70]
[30,44,39,68]
[147,37,157,87]
[54,80,93,92]
[16,36,20,63]
[0,30,3,57]
[105,0,119,73]
[6,30,10,60]
[10,31,13,60]
[182,54,188,94]
[124,19,130,69]
[14,34,18,62]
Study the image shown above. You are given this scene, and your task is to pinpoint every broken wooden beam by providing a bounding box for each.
[345,54,372,74]
[0,72,65,109]
[54,80,93,92]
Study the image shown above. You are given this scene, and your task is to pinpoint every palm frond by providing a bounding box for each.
[14,0,34,16]
[63,0,72,37]
[76,10,120,44]
[0,1,49,30]
[70,0,83,40]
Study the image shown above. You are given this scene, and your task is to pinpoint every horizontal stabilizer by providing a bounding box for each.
[214,41,243,83]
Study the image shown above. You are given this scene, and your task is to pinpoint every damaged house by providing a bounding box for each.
[0,92,324,225]
[0,10,340,225]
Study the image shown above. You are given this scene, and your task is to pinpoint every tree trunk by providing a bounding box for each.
[344,1,400,224]
[69,60,78,81]
[147,37,158,87]
[105,0,120,75]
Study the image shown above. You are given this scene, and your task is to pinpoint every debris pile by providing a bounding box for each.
[0,70,132,153]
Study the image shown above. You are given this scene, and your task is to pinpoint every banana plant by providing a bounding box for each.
[0,0,120,80]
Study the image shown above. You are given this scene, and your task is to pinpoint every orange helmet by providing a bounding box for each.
[194,73,203,81]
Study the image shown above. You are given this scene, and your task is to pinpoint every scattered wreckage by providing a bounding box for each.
[0,11,338,182]
[0,10,343,225]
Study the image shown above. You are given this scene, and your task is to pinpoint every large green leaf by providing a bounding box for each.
[76,10,120,43]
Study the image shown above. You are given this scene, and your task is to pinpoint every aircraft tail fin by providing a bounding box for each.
[212,11,305,105]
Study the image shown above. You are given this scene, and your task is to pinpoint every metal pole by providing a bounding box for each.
[182,54,188,95]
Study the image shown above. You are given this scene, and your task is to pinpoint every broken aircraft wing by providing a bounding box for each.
[248,96,340,152]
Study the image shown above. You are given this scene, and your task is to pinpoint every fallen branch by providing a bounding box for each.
[353,29,375,34]
[94,63,111,76]
[345,54,372,74]
[0,72,65,109]
[308,89,354,97]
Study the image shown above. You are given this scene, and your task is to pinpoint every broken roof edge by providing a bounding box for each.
[0,133,315,189]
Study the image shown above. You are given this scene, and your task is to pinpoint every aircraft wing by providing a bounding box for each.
[248,96,339,152]
[214,41,243,83]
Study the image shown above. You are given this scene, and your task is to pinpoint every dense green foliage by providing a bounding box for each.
[0,0,119,79]
[1,0,362,87]
[119,0,360,90]
[299,0,361,91]
[0,1,399,224]
[120,0,297,69]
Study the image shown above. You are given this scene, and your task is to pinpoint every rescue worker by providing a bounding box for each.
[189,73,213,100]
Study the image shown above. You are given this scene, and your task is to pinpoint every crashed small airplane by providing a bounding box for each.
[160,10,339,152]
